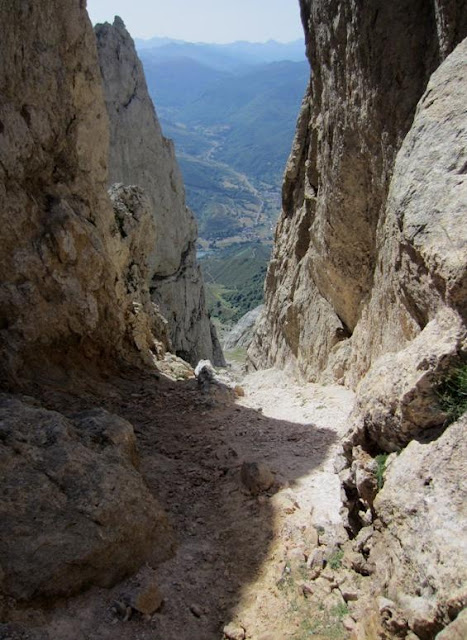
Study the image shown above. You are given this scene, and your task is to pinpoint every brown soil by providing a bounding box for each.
[1,366,355,640]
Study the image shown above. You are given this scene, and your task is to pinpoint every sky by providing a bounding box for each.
[86,0,304,43]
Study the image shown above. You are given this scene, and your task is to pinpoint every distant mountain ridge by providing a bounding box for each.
[135,37,306,71]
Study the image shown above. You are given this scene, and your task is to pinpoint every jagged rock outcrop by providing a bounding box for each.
[372,415,467,636]
[223,305,264,351]
[95,17,224,366]
[108,183,172,359]
[349,309,465,453]
[345,414,467,640]
[249,1,467,387]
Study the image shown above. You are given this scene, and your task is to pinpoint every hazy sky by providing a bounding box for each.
[87,0,304,43]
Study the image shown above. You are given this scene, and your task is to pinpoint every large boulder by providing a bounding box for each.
[349,309,465,452]
[0,395,174,601]
[366,415,467,637]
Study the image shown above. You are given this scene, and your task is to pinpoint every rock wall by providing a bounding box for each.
[95,17,224,366]
[0,1,179,385]
[0,0,124,384]
[249,0,467,387]
[338,40,467,636]
[0,0,176,605]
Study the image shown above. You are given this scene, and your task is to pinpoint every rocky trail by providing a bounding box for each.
[3,367,355,640]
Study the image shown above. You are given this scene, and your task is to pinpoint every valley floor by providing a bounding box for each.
[3,366,356,640]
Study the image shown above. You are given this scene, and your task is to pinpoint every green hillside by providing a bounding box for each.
[139,54,308,221]
[177,154,267,240]
[168,60,309,184]
[200,243,271,325]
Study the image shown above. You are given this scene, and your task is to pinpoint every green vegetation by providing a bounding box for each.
[436,363,467,424]
[332,603,349,620]
[375,453,389,490]
[177,154,264,239]
[293,602,349,640]
[327,549,344,570]
[275,557,350,640]
[200,243,270,325]
[223,346,248,365]
[179,61,309,184]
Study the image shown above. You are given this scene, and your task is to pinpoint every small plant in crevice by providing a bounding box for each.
[327,549,344,570]
[375,453,389,490]
[436,363,467,424]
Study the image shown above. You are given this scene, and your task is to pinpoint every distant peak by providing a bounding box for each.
[113,15,126,30]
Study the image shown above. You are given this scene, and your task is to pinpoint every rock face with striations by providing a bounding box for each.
[249,0,467,387]
[95,17,224,366]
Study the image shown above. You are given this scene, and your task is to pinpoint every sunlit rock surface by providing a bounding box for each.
[95,17,224,366]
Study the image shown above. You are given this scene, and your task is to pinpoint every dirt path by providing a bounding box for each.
[5,367,355,640]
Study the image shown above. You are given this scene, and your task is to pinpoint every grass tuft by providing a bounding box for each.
[375,454,389,490]
[327,549,344,570]
[436,364,467,424]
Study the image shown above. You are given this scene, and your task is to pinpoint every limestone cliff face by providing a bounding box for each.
[249,0,467,387]
[95,18,224,366]
[339,43,467,634]
[0,0,124,384]
[0,2,177,385]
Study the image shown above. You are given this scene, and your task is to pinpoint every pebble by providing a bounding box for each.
[301,582,314,597]
[223,622,246,640]
[343,616,356,631]
[240,460,274,495]
[190,604,203,618]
